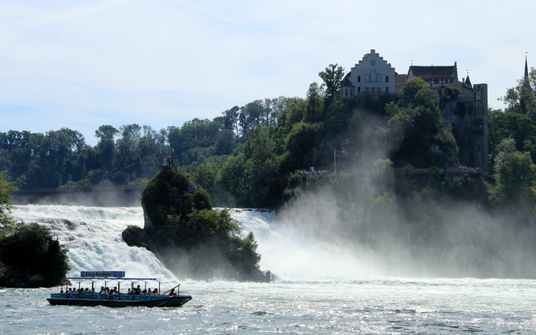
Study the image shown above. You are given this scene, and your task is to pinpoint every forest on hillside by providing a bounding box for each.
[0,64,536,215]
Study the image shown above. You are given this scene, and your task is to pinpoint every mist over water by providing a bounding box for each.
[231,209,377,281]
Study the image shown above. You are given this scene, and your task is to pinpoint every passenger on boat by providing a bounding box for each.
[169,289,177,297]
[152,289,158,296]
[99,286,106,294]
[134,285,141,295]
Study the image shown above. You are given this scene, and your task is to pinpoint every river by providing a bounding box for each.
[2,205,536,334]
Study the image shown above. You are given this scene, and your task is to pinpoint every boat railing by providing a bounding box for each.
[61,275,184,299]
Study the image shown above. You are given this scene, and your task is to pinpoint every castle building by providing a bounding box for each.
[340,49,397,98]
[406,63,474,101]
[340,49,489,171]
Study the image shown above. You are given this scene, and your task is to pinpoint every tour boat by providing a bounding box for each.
[47,271,192,307]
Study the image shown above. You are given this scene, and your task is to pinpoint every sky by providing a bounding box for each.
[1,0,534,146]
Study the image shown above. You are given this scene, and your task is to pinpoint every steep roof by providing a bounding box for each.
[354,49,396,71]
[464,75,472,87]
[340,72,355,88]
[395,74,408,87]
[408,64,458,80]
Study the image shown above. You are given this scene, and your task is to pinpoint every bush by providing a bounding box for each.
[0,224,70,287]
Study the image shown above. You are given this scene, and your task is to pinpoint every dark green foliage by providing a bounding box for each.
[122,225,158,252]
[283,122,324,171]
[228,232,261,274]
[0,224,70,287]
[0,171,17,233]
[319,64,345,105]
[488,109,536,166]
[132,165,261,278]
[141,166,193,228]
[382,78,458,167]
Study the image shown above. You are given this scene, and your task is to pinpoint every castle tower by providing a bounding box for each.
[473,84,488,171]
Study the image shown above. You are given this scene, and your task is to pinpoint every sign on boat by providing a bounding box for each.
[47,271,192,307]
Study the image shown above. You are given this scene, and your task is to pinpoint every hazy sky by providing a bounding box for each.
[1,0,534,146]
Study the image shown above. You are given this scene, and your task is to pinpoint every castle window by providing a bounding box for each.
[370,70,377,82]
[376,73,382,82]
[358,87,361,93]
[365,74,370,82]
[434,79,439,84]
[365,87,370,94]
[370,60,376,66]
[371,87,376,95]
[377,87,381,95]
[358,75,361,82]
[445,79,452,84]
[345,89,348,97]
[386,87,389,93]
[386,76,389,82]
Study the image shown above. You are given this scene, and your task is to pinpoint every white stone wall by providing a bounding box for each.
[349,49,397,96]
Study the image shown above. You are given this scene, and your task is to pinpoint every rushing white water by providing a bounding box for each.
[230,209,373,281]
[11,205,175,281]
[3,205,536,334]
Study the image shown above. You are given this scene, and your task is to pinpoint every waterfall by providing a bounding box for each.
[11,205,373,282]
[11,205,176,281]
[229,209,372,281]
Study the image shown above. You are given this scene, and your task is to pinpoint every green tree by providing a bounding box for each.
[319,64,345,105]
[490,138,536,226]
[304,82,324,123]
[383,78,458,167]
[0,171,17,236]
[95,125,119,140]
[499,67,536,116]
[282,122,324,171]
[0,224,70,287]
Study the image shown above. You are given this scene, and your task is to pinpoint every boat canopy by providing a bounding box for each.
[68,271,157,281]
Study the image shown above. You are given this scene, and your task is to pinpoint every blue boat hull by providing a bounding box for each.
[47,293,192,307]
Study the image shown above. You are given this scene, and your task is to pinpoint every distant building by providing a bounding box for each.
[405,63,473,101]
[340,49,397,98]
[340,49,489,171]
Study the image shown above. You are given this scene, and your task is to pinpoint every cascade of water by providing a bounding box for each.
[229,209,374,281]
[11,205,374,282]
[11,205,176,281]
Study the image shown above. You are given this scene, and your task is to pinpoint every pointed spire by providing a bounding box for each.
[524,53,531,90]
[465,75,472,87]
[525,53,529,79]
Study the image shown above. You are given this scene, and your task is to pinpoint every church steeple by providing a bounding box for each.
[524,53,531,90]
[525,54,529,78]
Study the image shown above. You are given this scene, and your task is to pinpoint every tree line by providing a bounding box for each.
[2,63,536,219]
[0,97,294,190]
